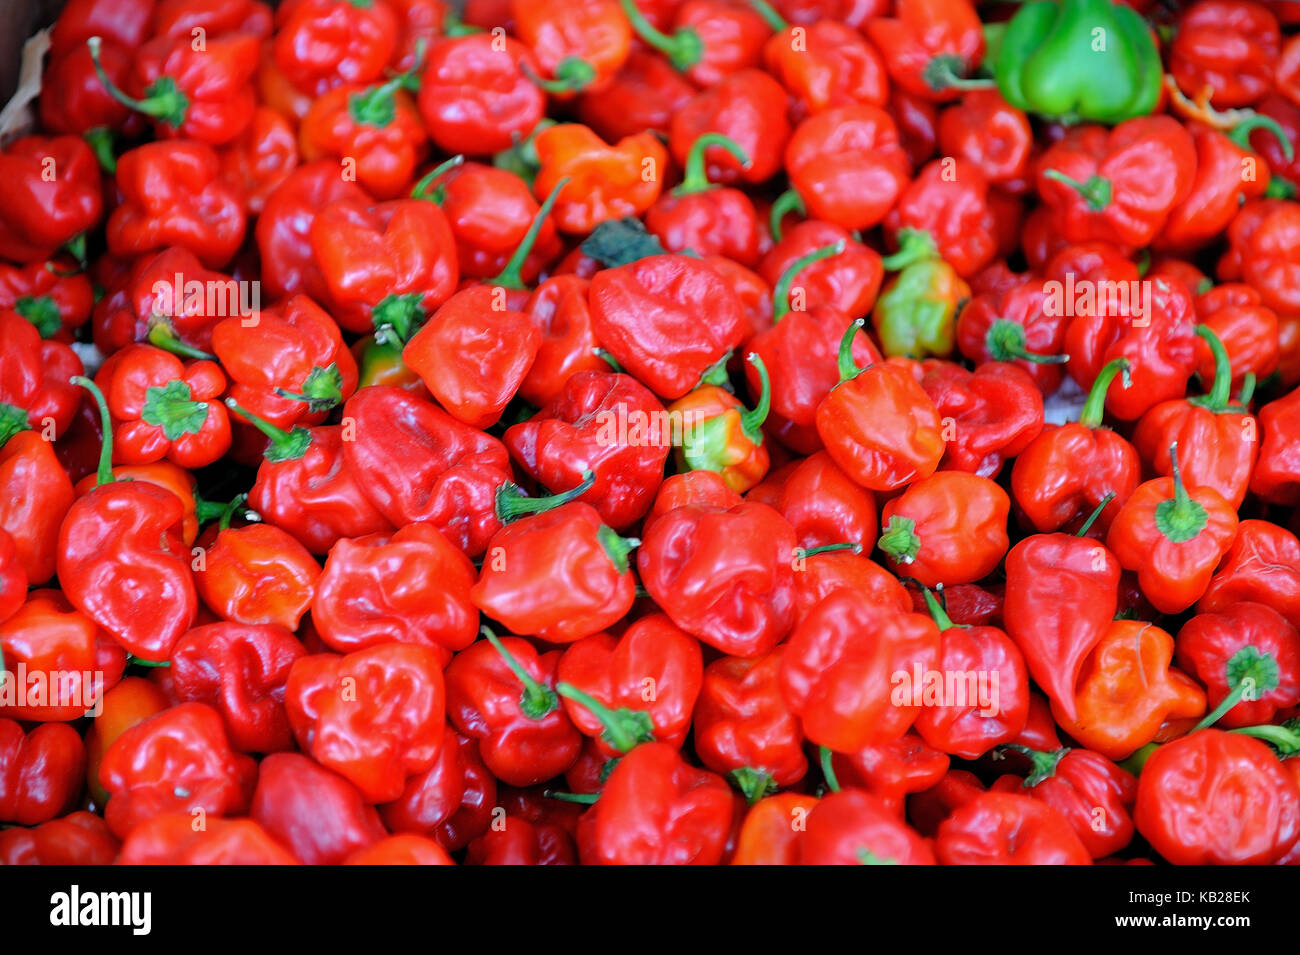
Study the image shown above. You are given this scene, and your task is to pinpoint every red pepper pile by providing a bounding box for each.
[3,0,1300,867]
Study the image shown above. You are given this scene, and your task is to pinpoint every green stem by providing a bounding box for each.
[984,319,1069,366]
[923,53,996,92]
[796,543,862,559]
[495,470,595,523]
[746,0,788,31]
[997,744,1067,786]
[835,319,868,383]
[519,57,595,94]
[878,516,921,564]
[1231,723,1300,755]
[410,154,466,203]
[489,177,569,290]
[1075,491,1116,538]
[83,126,116,174]
[1042,169,1112,211]
[740,354,771,442]
[1189,325,1232,413]
[729,767,777,807]
[556,682,654,754]
[918,584,961,632]
[216,494,249,531]
[1227,113,1294,163]
[768,188,804,243]
[819,745,841,793]
[880,229,937,271]
[675,133,749,195]
[1192,645,1280,732]
[86,36,188,127]
[1153,442,1208,544]
[617,0,703,71]
[773,241,843,321]
[482,626,558,720]
[223,398,311,463]
[1078,358,1130,429]
[70,376,115,487]
[0,403,31,450]
[146,321,216,361]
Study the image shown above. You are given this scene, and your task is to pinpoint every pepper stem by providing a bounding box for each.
[1041,169,1112,211]
[1078,358,1131,429]
[1230,722,1300,755]
[1189,325,1232,413]
[495,470,596,523]
[729,767,777,806]
[918,584,961,632]
[216,494,249,531]
[410,154,466,202]
[1191,645,1281,732]
[795,543,862,559]
[740,353,771,442]
[481,625,559,720]
[146,321,216,361]
[86,36,188,127]
[489,176,569,290]
[746,0,788,31]
[922,53,996,92]
[555,681,655,754]
[878,515,920,564]
[70,376,115,487]
[998,743,1067,787]
[773,241,843,321]
[1226,113,1295,162]
[617,0,703,71]
[519,57,595,94]
[880,229,937,271]
[0,403,31,450]
[223,398,312,463]
[1074,491,1116,538]
[1153,442,1208,543]
[819,745,841,793]
[835,319,868,383]
[675,133,750,195]
[768,188,804,243]
[984,319,1069,366]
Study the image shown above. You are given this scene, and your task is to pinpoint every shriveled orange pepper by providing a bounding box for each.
[730,793,818,866]
[533,124,667,235]
[668,354,771,493]
[1051,619,1206,761]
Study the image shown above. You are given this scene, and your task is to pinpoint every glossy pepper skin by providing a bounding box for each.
[558,615,704,758]
[956,278,1070,396]
[340,386,511,557]
[639,501,797,657]
[534,126,667,234]
[83,677,169,809]
[99,702,255,839]
[780,589,941,752]
[770,450,878,552]
[251,752,387,864]
[169,622,306,754]
[670,69,791,185]
[1198,520,1300,629]
[505,370,671,530]
[799,790,936,864]
[763,17,888,119]
[1002,529,1120,722]
[419,34,545,155]
[0,256,94,341]
[285,643,446,803]
[872,254,970,360]
[937,89,1033,192]
[918,360,1044,478]
[994,0,1161,123]
[865,0,986,102]
[381,728,498,849]
[0,414,71,586]
[991,747,1136,859]
[0,136,103,264]
[1169,0,1280,108]
[443,635,583,787]
[886,161,998,280]
[729,792,818,864]
[577,742,734,865]
[219,105,299,216]
[107,140,246,269]
[0,811,119,866]
[1106,451,1239,615]
[1051,619,1206,760]
[877,471,1010,587]
[0,720,85,826]
[313,523,477,662]
[93,344,231,469]
[830,732,949,815]
[935,791,1092,865]
[589,254,747,400]
[1157,124,1274,253]
[117,813,297,865]
[1136,730,1300,865]
[518,275,606,407]
[1252,386,1300,505]
[194,521,320,631]
[816,323,945,492]
[645,135,762,267]
[272,0,399,97]
[693,646,808,794]
[511,0,631,94]
[1176,602,1300,728]
[0,589,126,721]
[0,312,84,438]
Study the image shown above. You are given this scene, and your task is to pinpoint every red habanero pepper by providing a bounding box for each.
[558,614,704,758]
[87,31,260,146]
[194,512,320,631]
[1010,359,1140,535]
[645,134,761,266]
[83,676,169,808]
[694,646,808,799]
[1106,444,1239,614]
[107,140,246,269]
[639,500,798,658]
[117,813,296,865]
[255,161,371,302]
[1194,283,1280,391]
[151,0,272,41]
[0,311,84,438]
[771,450,878,552]
[784,104,911,231]
[763,15,889,119]
[234,405,394,556]
[298,63,429,200]
[251,752,387,863]
[71,460,209,550]
[1136,729,1300,864]
[169,622,306,753]
[41,3,146,137]
[865,0,988,102]
[219,107,299,217]
[1176,602,1300,729]
[418,34,546,155]
[907,767,985,837]
[510,0,632,95]
[577,742,735,865]
[644,470,744,532]
[0,811,119,866]
[0,531,26,625]
[347,835,456,865]
[0,589,126,721]
[92,247,230,357]
[57,379,197,662]
[956,277,1070,396]
[213,294,358,435]
[577,50,696,143]
[517,276,606,408]
[99,702,255,838]
[273,0,399,97]
[884,160,998,279]
[472,477,638,644]
[730,792,819,865]
[312,522,478,663]
[792,549,911,625]
[1169,0,1280,108]
[0,257,94,340]
[889,87,940,169]
[1035,117,1197,248]
[0,136,102,265]
[760,221,884,318]
[937,89,1033,192]
[285,643,445,803]
[670,69,793,185]
[1251,386,1300,505]
[466,815,574,865]
[443,630,583,787]
[815,321,945,492]
[877,471,1010,587]
[589,253,747,401]
[1198,520,1300,629]
[1132,327,1259,509]
[917,359,1044,478]
[340,386,512,557]
[780,589,941,752]
[380,728,497,848]
[935,791,1092,864]
[505,370,671,530]
[93,344,230,469]
[799,790,936,864]
[309,192,458,335]
[0,721,85,826]
[829,732,949,815]
[910,588,1030,760]
[1002,502,1122,722]
[990,746,1137,859]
